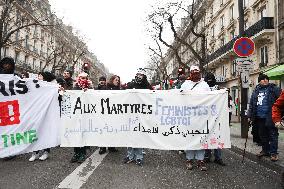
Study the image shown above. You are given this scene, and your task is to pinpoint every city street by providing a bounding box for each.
[0,147,281,189]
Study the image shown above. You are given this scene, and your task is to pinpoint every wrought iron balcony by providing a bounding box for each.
[207,17,274,63]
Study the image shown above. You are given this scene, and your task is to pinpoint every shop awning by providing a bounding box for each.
[264,64,284,80]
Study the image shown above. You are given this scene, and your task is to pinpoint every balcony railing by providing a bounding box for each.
[207,17,274,63]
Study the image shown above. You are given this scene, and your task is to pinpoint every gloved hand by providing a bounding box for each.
[275,122,284,130]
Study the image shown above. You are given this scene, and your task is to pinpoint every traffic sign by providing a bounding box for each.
[235,58,254,72]
[241,71,250,88]
[233,37,255,57]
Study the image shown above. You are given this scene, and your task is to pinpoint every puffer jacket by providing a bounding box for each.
[247,83,281,127]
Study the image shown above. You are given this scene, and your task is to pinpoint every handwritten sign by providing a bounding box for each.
[0,75,61,158]
[61,89,231,150]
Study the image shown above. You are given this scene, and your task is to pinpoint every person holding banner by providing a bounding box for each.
[0,57,18,161]
[0,57,16,75]
[180,65,210,171]
[98,75,120,154]
[203,72,226,166]
[96,76,107,90]
[123,68,152,166]
[70,72,93,163]
[29,71,57,162]
[63,69,74,90]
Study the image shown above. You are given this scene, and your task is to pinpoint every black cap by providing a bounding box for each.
[204,72,216,87]
[40,71,56,82]
[258,73,269,83]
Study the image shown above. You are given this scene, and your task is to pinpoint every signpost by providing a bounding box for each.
[235,58,254,73]
[233,37,255,138]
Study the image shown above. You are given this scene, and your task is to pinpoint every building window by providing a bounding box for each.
[259,7,267,19]
[230,30,235,40]
[4,47,8,57]
[222,65,226,77]
[201,17,205,28]
[33,58,36,69]
[244,19,248,30]
[243,0,248,9]
[221,37,225,46]
[25,35,29,49]
[15,30,20,42]
[15,52,19,64]
[24,55,28,65]
[220,16,224,29]
[230,5,234,20]
[260,46,268,67]
[232,60,237,76]
[211,25,215,37]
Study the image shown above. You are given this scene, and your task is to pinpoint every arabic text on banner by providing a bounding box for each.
[61,89,231,150]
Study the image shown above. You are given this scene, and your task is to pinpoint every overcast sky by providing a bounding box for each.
[49,0,188,83]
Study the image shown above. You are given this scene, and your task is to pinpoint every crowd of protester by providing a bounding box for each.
[0,56,283,170]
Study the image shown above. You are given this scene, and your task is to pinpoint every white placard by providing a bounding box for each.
[61,89,231,150]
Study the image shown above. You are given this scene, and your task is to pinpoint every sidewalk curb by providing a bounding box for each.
[230,145,284,186]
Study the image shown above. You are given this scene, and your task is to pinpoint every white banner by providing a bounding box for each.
[0,75,61,158]
[61,89,231,150]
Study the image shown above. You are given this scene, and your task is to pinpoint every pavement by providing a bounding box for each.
[230,115,284,181]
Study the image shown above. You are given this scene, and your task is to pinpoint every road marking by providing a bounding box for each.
[57,149,108,189]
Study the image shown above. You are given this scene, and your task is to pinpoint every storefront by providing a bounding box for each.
[264,64,284,89]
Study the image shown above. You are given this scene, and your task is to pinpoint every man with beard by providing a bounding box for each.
[63,69,74,90]
[123,68,152,166]
[180,65,210,171]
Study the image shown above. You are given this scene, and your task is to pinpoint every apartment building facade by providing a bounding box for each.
[164,0,281,101]
[0,0,108,81]
[278,0,284,65]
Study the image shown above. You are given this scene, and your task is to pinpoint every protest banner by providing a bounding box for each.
[61,89,231,150]
[0,75,60,158]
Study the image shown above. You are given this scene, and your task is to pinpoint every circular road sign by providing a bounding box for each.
[233,37,255,57]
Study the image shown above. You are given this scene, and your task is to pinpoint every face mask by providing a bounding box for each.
[190,72,201,82]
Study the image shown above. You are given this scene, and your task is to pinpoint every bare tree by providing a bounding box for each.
[0,0,54,58]
[147,38,170,81]
[147,0,212,74]
[59,35,87,72]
